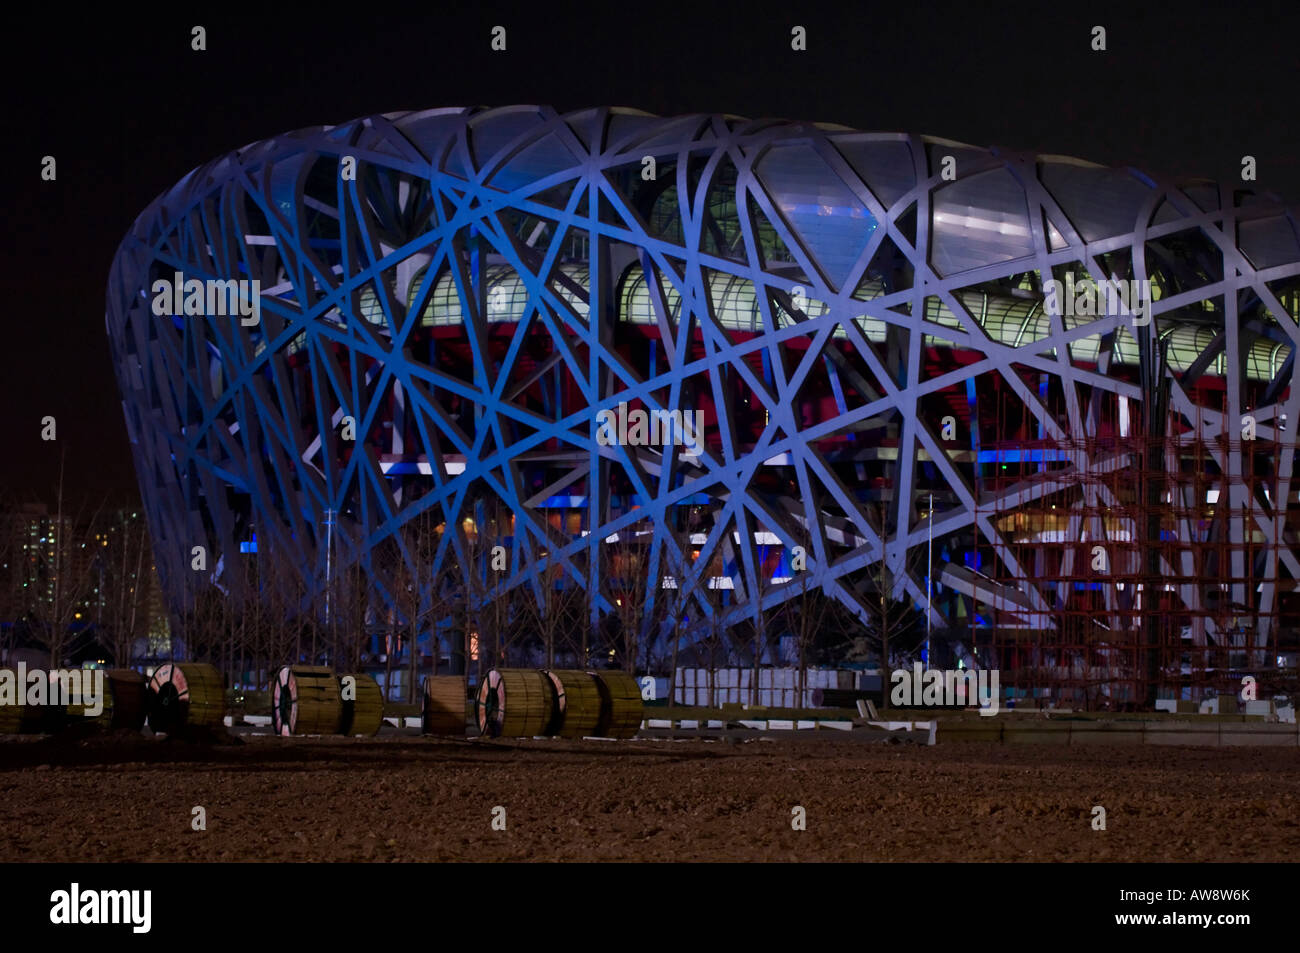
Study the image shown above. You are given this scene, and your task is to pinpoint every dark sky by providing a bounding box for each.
[6,1,1299,498]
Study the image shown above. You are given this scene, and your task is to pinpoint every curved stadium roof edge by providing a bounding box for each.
[124,104,1300,329]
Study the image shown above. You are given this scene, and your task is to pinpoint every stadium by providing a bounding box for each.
[105,105,1300,709]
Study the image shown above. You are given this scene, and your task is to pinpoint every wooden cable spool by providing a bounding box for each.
[0,667,61,734]
[476,668,555,738]
[271,665,342,736]
[543,669,603,738]
[590,669,644,739]
[421,675,467,736]
[147,662,225,733]
[337,672,384,736]
[65,669,147,731]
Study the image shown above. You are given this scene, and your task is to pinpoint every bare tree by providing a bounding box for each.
[776,558,836,707]
[387,506,445,702]
[657,547,689,708]
[99,510,155,668]
[604,532,653,672]
[463,518,518,672]
[692,551,734,708]
[23,465,108,667]
[740,535,787,707]
[0,491,28,660]
[859,547,928,695]
[519,554,574,668]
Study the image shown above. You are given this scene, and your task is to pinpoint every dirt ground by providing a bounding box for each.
[1,732,1297,862]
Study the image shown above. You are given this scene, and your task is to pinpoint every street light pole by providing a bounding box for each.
[323,508,336,659]
[926,492,933,670]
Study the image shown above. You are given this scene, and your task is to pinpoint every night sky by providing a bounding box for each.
[6,1,1299,498]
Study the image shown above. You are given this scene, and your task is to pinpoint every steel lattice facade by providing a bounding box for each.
[106,106,1300,694]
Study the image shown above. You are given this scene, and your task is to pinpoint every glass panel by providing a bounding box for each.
[755,143,878,291]
[1039,160,1153,243]
[931,168,1034,276]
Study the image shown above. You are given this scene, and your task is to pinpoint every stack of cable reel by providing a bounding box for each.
[146,662,226,733]
[589,669,644,739]
[421,675,467,736]
[271,665,342,736]
[476,669,554,738]
[337,672,384,736]
[542,669,603,738]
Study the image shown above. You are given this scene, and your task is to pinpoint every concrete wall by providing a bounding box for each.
[938,719,1300,746]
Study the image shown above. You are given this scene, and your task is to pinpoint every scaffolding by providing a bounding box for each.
[966,402,1294,710]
